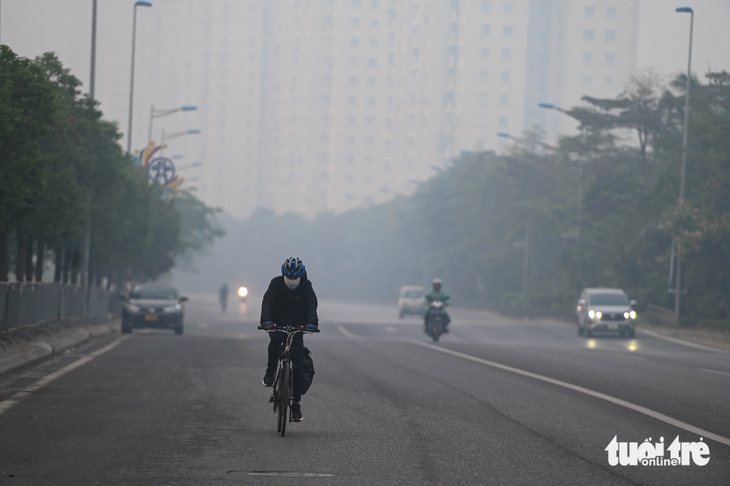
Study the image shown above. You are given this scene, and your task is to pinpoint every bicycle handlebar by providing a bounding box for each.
[257,324,320,333]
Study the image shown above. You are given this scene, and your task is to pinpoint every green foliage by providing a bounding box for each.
[0,47,223,283]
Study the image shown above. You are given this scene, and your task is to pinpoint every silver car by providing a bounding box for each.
[576,288,637,338]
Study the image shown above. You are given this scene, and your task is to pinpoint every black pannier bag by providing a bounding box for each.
[300,346,315,395]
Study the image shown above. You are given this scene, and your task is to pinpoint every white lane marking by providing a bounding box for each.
[0,335,133,416]
[337,325,361,340]
[639,329,730,354]
[700,368,730,377]
[410,340,730,447]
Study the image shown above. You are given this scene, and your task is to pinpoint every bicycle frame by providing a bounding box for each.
[259,324,318,436]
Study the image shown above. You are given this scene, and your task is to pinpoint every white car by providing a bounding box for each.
[398,286,426,318]
[576,288,637,338]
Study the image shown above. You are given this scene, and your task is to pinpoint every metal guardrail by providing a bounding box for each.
[0,283,112,331]
[646,303,679,328]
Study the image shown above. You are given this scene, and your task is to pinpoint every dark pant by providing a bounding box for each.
[267,332,306,402]
[424,309,451,327]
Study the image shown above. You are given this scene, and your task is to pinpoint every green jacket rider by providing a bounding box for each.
[424,278,451,331]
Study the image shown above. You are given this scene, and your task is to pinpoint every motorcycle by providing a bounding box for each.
[425,301,449,342]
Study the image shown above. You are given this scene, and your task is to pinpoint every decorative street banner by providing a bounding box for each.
[135,142,184,197]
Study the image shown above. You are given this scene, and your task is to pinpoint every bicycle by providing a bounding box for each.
[258,324,319,437]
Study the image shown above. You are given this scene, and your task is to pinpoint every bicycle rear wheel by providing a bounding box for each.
[278,362,291,437]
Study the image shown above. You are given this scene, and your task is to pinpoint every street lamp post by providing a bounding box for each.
[126,1,152,154]
[161,129,202,143]
[673,6,694,323]
[148,104,197,145]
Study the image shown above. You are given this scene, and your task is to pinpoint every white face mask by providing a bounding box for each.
[284,277,300,289]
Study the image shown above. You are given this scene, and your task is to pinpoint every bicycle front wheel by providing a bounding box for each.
[278,362,291,437]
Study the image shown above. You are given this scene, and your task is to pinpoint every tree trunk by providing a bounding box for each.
[70,247,80,285]
[0,231,8,282]
[62,243,71,284]
[35,239,45,282]
[54,243,63,282]
[25,239,34,283]
[16,227,26,282]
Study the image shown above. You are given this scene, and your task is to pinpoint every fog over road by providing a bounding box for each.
[0,296,728,485]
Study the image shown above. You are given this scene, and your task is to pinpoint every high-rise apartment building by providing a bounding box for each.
[6,0,638,218]
[525,0,640,140]
[258,0,639,215]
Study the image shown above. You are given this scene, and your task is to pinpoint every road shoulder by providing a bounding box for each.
[0,321,119,379]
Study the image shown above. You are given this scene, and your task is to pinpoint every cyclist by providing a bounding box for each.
[219,283,229,313]
[424,278,451,333]
[260,257,318,422]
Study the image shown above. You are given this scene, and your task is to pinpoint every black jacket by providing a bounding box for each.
[260,273,318,327]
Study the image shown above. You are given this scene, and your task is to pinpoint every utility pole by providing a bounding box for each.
[674,7,694,325]
[80,0,97,291]
[521,222,530,301]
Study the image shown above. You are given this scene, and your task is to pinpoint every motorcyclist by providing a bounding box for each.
[424,278,451,333]
[219,283,229,313]
[260,257,318,422]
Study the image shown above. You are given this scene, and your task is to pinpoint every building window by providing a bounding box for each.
[499,94,509,105]
[500,71,510,83]
[582,75,592,86]
[502,26,512,37]
[351,37,360,46]
[482,1,491,13]
[478,93,487,103]
[368,58,378,68]
[348,116,357,126]
[503,2,513,14]
[370,19,379,28]
[605,31,616,42]
[584,29,594,41]
[349,96,357,105]
[582,52,592,63]
[479,71,489,82]
[501,48,511,60]
[481,25,491,37]
[367,77,377,87]
[347,155,354,164]
[352,18,361,27]
[371,0,379,7]
[367,97,376,107]
[347,135,355,144]
[345,174,353,183]
[585,6,595,18]
[369,38,378,47]
[350,56,359,66]
[480,48,490,59]
[499,116,508,127]
[349,77,359,86]
[607,7,617,18]
[352,0,360,6]
[604,76,614,86]
[605,52,615,63]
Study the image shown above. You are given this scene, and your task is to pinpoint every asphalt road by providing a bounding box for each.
[0,295,728,485]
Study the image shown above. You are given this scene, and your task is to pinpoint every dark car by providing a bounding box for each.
[121,283,188,335]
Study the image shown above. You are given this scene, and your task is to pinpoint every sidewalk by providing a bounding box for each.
[0,320,119,379]
[638,322,730,352]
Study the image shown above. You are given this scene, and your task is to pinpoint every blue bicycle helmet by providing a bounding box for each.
[281,257,306,277]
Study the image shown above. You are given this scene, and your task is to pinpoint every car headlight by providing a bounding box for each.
[623,312,629,319]
[595,311,602,319]
[126,304,141,313]
[588,310,595,318]
[630,310,636,319]
[163,304,182,313]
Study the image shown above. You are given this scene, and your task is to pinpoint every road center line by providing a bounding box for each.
[337,324,361,340]
[410,340,730,447]
[0,335,133,416]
